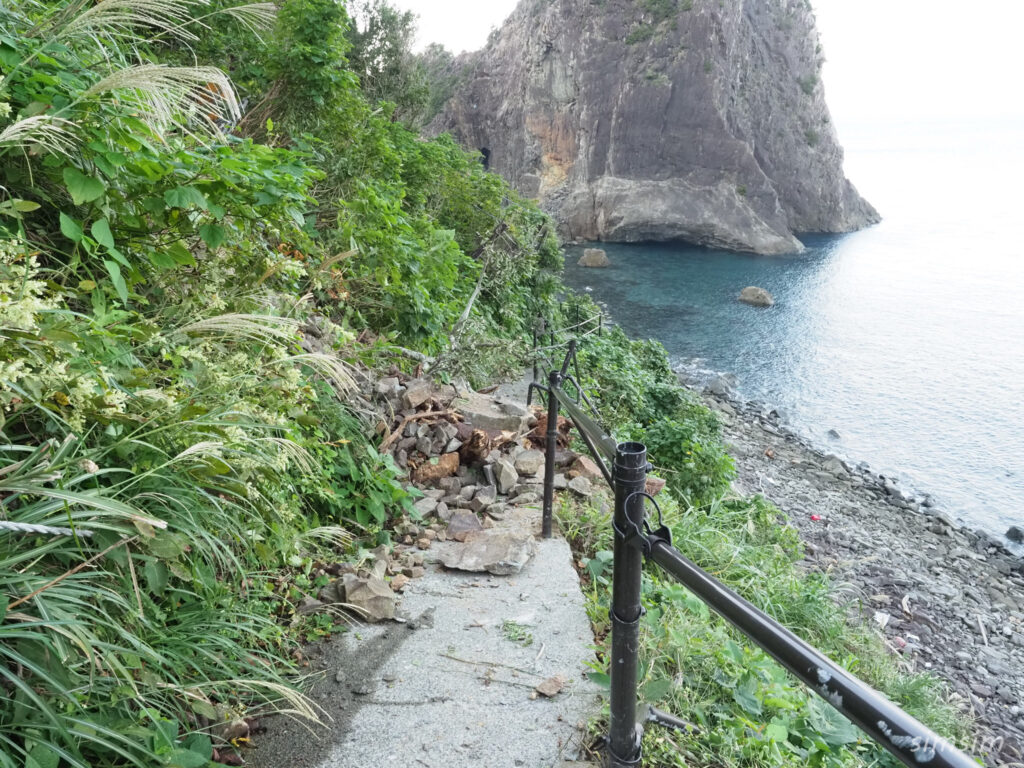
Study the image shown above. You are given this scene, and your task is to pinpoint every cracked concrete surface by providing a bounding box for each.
[248,505,601,768]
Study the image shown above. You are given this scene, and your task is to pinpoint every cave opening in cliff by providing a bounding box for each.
[480,147,491,171]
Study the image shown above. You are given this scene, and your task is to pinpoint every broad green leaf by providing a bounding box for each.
[59,213,83,242]
[765,721,789,742]
[182,734,213,760]
[587,670,611,689]
[188,699,219,721]
[167,241,195,266]
[25,744,59,768]
[146,249,177,270]
[103,259,128,303]
[163,186,208,210]
[640,677,673,702]
[11,200,40,212]
[148,533,187,560]
[90,218,115,250]
[807,697,859,746]
[143,561,168,594]
[198,223,225,250]
[732,672,763,716]
[77,280,96,291]
[164,748,208,768]
[63,168,104,205]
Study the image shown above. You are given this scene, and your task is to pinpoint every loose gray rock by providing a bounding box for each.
[454,391,529,432]
[706,374,736,397]
[568,476,593,497]
[297,597,325,615]
[340,575,396,623]
[446,510,483,542]
[578,248,610,268]
[375,377,400,397]
[402,379,434,410]
[1008,526,1024,543]
[514,449,545,477]
[441,531,536,576]
[495,459,519,495]
[738,286,775,307]
[470,485,498,512]
[413,497,439,517]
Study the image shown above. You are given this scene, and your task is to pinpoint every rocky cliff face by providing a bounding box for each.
[429,0,879,255]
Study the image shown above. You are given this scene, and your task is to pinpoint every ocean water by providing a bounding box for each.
[562,120,1024,543]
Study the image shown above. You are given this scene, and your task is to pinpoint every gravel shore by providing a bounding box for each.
[689,384,1024,766]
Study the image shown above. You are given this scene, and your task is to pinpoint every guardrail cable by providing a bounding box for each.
[0,520,94,538]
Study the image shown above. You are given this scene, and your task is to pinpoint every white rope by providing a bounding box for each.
[0,521,94,538]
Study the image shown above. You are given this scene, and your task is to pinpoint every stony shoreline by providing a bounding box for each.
[684,380,1024,765]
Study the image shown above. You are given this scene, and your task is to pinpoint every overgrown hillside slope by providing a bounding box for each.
[0,1,558,764]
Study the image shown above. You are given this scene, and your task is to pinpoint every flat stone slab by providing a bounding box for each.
[454,391,529,432]
[249,509,601,768]
[441,530,536,575]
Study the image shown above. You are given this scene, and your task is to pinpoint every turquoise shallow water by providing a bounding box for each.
[562,121,1024,541]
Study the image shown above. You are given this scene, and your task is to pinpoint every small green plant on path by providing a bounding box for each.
[502,620,535,647]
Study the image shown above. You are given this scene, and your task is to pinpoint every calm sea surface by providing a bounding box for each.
[562,120,1024,542]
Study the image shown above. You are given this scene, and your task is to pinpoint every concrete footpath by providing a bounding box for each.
[249,505,602,768]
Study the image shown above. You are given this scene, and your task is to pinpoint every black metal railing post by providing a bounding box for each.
[532,318,541,385]
[541,369,561,539]
[607,442,650,767]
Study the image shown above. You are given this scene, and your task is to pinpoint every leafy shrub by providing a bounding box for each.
[645,411,735,505]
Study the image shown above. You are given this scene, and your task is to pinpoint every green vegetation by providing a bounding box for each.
[626,0,689,46]
[0,0,556,765]
[501,620,535,647]
[0,1,964,767]
[553,312,965,767]
[799,74,819,96]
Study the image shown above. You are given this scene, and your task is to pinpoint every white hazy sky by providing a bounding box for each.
[389,0,1024,129]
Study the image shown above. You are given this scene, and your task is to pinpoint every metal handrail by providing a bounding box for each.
[530,342,980,768]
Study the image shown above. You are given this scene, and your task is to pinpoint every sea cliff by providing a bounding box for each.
[430,0,879,254]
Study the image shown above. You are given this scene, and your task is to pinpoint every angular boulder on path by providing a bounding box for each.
[340,574,396,623]
[568,476,593,497]
[447,510,484,542]
[441,531,536,576]
[568,455,602,481]
[454,391,529,432]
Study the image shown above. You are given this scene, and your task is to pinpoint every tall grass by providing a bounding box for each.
[561,489,967,768]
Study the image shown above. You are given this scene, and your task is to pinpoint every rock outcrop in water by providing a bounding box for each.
[429,0,879,255]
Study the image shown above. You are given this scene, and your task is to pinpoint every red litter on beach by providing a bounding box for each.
[810,514,822,522]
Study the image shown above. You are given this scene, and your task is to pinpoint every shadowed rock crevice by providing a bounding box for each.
[429,0,879,255]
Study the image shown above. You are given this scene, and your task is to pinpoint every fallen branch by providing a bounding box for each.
[380,409,457,451]
[438,652,545,679]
